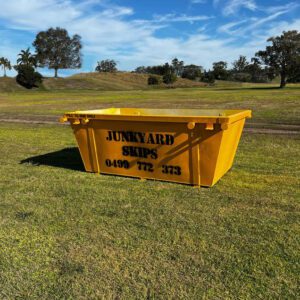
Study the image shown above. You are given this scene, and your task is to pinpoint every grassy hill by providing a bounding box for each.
[0,72,207,92]
[0,77,25,92]
[44,72,208,90]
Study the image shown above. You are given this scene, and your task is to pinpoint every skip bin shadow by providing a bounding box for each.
[20,147,85,172]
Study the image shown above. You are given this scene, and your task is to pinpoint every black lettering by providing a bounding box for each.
[122,146,157,159]
[150,149,158,159]
[123,160,129,169]
[155,134,165,145]
[165,134,174,145]
[105,159,112,166]
[130,132,139,143]
[129,146,139,157]
[107,131,173,145]
[148,163,154,172]
[112,131,121,142]
[122,146,129,156]
[175,166,181,175]
[161,165,181,175]
[121,131,130,142]
[106,131,113,141]
[142,148,151,158]
[137,132,146,143]
[147,133,155,144]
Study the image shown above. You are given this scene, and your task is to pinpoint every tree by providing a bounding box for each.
[181,64,202,80]
[163,72,177,84]
[161,63,177,84]
[0,57,12,77]
[256,30,300,88]
[172,58,184,76]
[15,65,42,89]
[287,55,300,82]
[148,75,161,85]
[16,48,37,67]
[95,60,118,72]
[148,65,167,75]
[15,48,42,88]
[212,61,228,80]
[135,66,147,73]
[244,58,269,83]
[202,71,215,84]
[231,72,252,82]
[33,27,82,78]
[232,55,249,72]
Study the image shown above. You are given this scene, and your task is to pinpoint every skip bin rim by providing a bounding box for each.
[62,108,251,125]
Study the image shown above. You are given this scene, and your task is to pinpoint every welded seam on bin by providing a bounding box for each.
[188,131,193,185]
[73,127,88,172]
[91,128,100,173]
[197,140,201,186]
[188,129,201,186]
[86,127,96,172]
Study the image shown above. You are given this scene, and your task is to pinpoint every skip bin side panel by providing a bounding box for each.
[198,125,224,187]
[71,124,98,172]
[212,119,245,185]
[90,120,193,184]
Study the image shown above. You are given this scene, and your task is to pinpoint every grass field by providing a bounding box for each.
[1,83,300,127]
[0,82,299,298]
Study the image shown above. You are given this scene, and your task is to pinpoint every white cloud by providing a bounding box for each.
[218,2,298,35]
[218,19,249,34]
[262,2,299,14]
[100,7,134,18]
[146,14,213,24]
[221,0,257,16]
[0,0,82,30]
[191,0,207,4]
[261,19,300,40]
[0,0,298,75]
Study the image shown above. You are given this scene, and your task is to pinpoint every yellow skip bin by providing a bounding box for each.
[60,108,251,186]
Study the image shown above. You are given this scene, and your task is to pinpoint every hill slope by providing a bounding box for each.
[42,72,207,90]
[0,72,206,92]
[0,77,25,92]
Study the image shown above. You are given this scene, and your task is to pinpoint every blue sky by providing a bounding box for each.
[0,0,299,76]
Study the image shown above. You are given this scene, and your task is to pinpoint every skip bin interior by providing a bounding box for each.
[63,108,251,186]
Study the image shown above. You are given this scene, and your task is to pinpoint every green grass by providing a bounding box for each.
[1,84,300,126]
[0,122,299,298]
[1,82,299,298]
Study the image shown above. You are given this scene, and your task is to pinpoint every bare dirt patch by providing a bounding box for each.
[1,116,299,135]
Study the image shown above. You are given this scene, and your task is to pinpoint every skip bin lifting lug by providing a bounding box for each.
[81,118,89,125]
[205,123,214,130]
[187,122,195,130]
[59,116,68,123]
[72,119,81,125]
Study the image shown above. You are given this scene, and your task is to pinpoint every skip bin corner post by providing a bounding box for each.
[187,122,201,186]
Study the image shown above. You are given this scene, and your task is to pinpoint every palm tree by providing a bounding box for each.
[17,48,37,67]
[0,57,12,77]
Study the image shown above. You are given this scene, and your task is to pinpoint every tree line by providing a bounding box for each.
[134,30,300,88]
[0,28,299,88]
